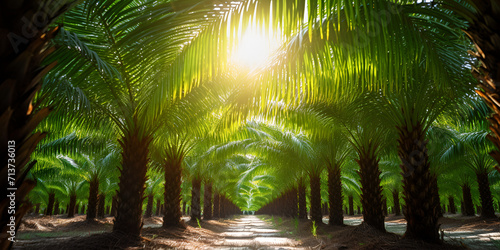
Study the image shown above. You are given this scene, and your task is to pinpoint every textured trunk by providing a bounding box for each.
[383,198,388,216]
[203,182,212,220]
[328,165,343,226]
[145,194,154,218]
[459,1,500,185]
[54,200,59,215]
[448,196,456,214]
[68,194,76,218]
[348,196,354,216]
[111,195,118,217]
[356,146,384,231]
[213,193,220,218]
[397,122,440,242]
[45,192,55,216]
[191,177,201,221]
[97,193,105,218]
[392,190,401,216]
[87,176,99,221]
[35,204,40,215]
[476,172,496,218]
[298,178,307,219]
[0,2,70,248]
[113,127,151,237]
[310,172,322,224]
[156,199,161,216]
[163,159,182,227]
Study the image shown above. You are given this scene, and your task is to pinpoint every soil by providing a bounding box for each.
[13,213,500,249]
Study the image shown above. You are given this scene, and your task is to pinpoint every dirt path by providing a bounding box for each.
[210,215,306,249]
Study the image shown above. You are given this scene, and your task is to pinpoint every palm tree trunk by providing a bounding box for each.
[68,194,76,218]
[54,200,60,215]
[459,0,500,179]
[356,146,385,231]
[383,198,388,216]
[145,194,154,218]
[97,193,105,218]
[111,195,118,217]
[191,177,202,221]
[309,172,322,224]
[203,182,212,220]
[113,128,151,237]
[392,190,401,216]
[156,199,161,216]
[328,164,343,226]
[348,196,354,216]
[87,176,99,221]
[0,3,71,248]
[35,204,40,215]
[213,193,220,218]
[298,178,307,219]
[476,172,496,218]
[163,159,182,227]
[397,122,440,242]
[46,192,55,216]
[448,196,456,214]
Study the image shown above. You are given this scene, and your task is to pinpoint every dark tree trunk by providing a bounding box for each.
[298,178,307,219]
[392,190,401,216]
[356,145,384,231]
[0,2,69,248]
[182,202,187,215]
[203,182,212,220]
[328,164,343,226]
[81,205,86,215]
[448,196,456,214]
[191,177,201,221]
[432,177,442,218]
[397,121,440,242]
[113,128,151,237]
[156,199,161,216]
[46,192,55,216]
[163,158,182,227]
[145,194,154,218]
[213,193,220,218]
[35,204,40,215]
[348,196,354,216]
[310,172,322,224]
[54,200,59,215]
[68,194,76,218]
[87,176,99,221]
[476,172,496,218]
[383,198,388,216]
[111,195,118,217]
[97,193,105,218]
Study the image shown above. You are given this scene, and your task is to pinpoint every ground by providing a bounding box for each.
[13,213,500,249]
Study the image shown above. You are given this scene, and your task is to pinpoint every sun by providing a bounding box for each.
[232,28,280,69]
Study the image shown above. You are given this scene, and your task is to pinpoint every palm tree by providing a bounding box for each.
[0,1,78,247]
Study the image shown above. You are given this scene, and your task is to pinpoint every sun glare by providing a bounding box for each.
[232,28,280,69]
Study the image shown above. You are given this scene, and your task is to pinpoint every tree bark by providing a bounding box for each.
[448,196,456,214]
[298,178,307,219]
[111,195,118,217]
[87,176,99,221]
[392,190,401,216]
[191,177,201,221]
[203,182,212,220]
[213,193,220,218]
[54,200,59,215]
[46,192,55,216]
[348,196,354,216]
[397,122,440,242]
[68,194,76,218]
[97,193,105,218]
[310,172,322,224]
[113,127,151,237]
[163,158,182,227]
[145,194,154,218]
[356,145,385,231]
[476,172,496,218]
[156,199,161,216]
[328,164,343,226]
